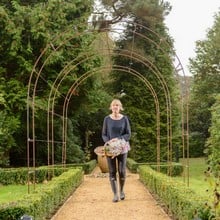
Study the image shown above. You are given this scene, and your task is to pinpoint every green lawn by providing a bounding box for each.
[174,157,211,197]
[0,184,42,203]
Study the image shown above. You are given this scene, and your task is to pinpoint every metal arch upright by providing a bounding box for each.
[26,20,190,191]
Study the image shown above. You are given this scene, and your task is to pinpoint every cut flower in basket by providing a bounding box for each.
[104,138,130,158]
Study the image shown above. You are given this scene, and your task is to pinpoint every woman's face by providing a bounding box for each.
[111,101,121,114]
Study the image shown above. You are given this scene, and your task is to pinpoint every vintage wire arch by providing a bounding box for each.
[45,46,170,171]
[27,20,190,191]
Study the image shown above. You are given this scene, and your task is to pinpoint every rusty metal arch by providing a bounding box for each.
[27,20,189,189]
[38,49,171,170]
[63,65,160,164]
[59,51,170,163]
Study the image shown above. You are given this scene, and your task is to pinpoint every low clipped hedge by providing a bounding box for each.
[138,165,212,220]
[0,167,65,185]
[127,158,183,176]
[0,168,83,220]
[0,160,96,219]
[50,159,97,175]
[0,160,96,185]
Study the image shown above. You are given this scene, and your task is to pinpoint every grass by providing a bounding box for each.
[0,184,42,203]
[175,157,220,214]
[174,157,211,197]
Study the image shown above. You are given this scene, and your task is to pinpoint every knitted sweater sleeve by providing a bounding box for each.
[102,116,109,143]
[120,116,131,142]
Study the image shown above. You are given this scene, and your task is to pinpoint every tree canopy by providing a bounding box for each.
[189,11,220,157]
[0,0,95,166]
[0,0,184,166]
[94,0,181,162]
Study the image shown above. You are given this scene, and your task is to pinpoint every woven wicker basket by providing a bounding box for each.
[94,146,108,173]
[94,146,121,173]
[97,154,109,173]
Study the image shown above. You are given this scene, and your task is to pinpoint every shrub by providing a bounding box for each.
[0,168,83,220]
[139,165,213,219]
[127,157,183,176]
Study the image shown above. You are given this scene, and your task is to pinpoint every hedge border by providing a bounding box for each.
[0,160,97,185]
[0,160,97,219]
[0,168,83,220]
[126,158,183,176]
[138,165,212,219]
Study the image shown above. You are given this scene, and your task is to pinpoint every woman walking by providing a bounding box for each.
[102,99,131,202]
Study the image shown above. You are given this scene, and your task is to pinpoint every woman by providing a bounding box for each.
[102,99,131,202]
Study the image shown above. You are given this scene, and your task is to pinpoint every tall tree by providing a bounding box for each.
[189,11,220,157]
[93,0,181,162]
[0,0,95,166]
[206,94,220,174]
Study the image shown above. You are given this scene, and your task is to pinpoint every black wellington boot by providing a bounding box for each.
[119,178,125,200]
[110,180,119,202]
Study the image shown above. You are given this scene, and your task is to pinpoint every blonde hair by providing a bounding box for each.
[109,99,124,111]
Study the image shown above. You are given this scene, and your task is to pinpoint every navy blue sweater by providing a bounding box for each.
[102,115,131,143]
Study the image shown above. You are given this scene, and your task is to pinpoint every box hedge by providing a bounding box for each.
[138,165,212,219]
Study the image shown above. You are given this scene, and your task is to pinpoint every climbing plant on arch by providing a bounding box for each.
[27,20,190,184]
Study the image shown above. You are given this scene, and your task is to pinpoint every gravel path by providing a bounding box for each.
[51,166,172,220]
